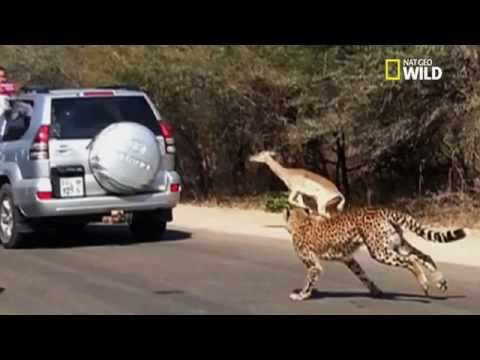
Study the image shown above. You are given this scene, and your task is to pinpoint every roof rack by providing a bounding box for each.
[20,85,143,94]
[21,85,51,94]
[96,85,141,91]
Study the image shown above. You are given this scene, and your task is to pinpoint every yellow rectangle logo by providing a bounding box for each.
[385,59,401,80]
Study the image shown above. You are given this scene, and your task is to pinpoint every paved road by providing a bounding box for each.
[0,224,479,314]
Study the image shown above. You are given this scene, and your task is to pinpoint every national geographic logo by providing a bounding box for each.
[385,58,443,81]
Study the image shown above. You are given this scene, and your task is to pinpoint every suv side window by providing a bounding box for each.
[1,100,34,142]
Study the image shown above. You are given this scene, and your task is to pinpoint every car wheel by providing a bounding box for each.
[0,184,29,249]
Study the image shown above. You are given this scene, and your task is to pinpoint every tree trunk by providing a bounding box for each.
[336,131,351,202]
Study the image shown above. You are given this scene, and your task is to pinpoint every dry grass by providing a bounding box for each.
[393,192,480,229]
[181,195,268,210]
[182,191,480,230]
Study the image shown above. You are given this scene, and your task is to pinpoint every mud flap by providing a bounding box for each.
[15,206,36,234]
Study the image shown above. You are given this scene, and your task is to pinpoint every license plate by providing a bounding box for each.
[60,177,84,198]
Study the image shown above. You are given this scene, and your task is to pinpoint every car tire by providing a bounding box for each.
[129,211,167,242]
[0,184,30,249]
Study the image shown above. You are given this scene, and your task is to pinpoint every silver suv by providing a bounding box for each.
[0,86,181,249]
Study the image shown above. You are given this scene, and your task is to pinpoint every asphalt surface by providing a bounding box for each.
[0,224,479,315]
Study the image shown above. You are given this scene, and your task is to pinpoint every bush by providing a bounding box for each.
[264,192,289,213]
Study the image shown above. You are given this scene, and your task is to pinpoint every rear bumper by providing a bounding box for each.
[14,178,181,218]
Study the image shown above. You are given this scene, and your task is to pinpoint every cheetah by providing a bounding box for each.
[284,206,469,301]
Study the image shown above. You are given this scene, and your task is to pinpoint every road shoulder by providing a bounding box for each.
[171,204,480,268]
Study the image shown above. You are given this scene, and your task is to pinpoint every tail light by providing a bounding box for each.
[36,191,52,200]
[159,120,176,154]
[170,183,181,193]
[29,125,50,160]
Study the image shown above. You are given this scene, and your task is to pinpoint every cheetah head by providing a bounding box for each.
[283,206,313,233]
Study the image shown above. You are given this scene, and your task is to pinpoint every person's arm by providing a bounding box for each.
[0,83,17,96]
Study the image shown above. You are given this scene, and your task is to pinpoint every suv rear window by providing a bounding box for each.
[51,96,160,139]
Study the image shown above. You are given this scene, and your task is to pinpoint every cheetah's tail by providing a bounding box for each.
[388,211,468,243]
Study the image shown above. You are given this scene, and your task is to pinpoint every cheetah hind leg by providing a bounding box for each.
[342,257,384,298]
[397,240,448,293]
[368,246,431,297]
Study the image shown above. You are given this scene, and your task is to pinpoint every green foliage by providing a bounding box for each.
[1,45,479,203]
[264,192,289,213]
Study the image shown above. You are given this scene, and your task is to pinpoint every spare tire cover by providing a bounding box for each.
[89,122,160,195]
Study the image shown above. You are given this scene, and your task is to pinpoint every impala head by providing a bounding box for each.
[249,150,277,163]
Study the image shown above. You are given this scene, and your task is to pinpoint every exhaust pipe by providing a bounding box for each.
[102,210,128,224]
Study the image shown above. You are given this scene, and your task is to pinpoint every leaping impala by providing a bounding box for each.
[249,150,346,218]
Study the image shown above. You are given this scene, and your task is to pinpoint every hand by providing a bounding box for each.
[0,83,16,96]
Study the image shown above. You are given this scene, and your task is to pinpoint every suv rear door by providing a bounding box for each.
[48,92,168,197]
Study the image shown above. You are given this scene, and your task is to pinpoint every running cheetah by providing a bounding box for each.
[284,207,469,301]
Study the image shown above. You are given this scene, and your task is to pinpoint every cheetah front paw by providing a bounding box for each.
[289,292,309,301]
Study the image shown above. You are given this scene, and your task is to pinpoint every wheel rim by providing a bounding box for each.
[0,198,13,243]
